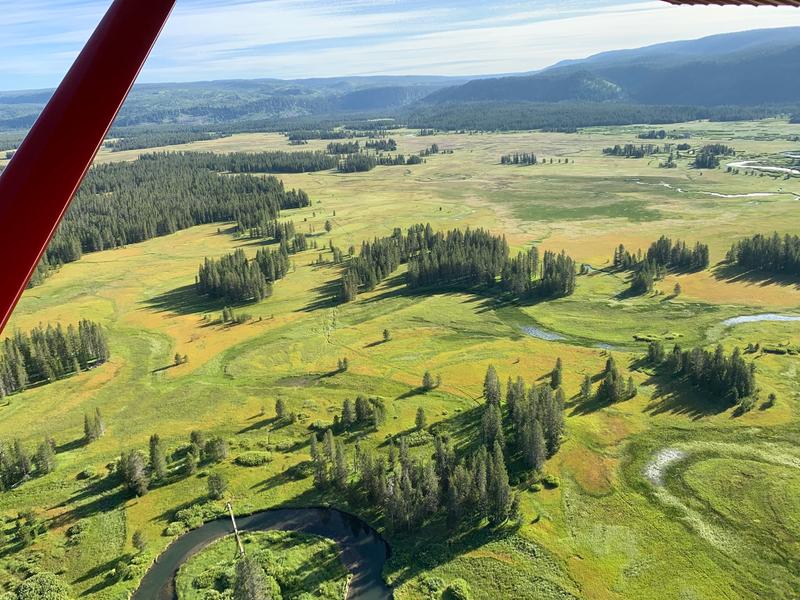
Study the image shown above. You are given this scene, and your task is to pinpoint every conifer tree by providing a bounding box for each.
[149,434,167,481]
[483,365,501,406]
[415,407,427,431]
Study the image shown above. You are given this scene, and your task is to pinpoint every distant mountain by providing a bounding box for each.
[0,76,468,131]
[424,27,800,106]
[425,70,625,104]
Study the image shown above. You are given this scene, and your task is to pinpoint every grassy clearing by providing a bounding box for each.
[0,120,798,599]
[175,531,348,600]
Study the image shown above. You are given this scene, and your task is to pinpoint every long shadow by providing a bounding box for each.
[238,416,278,434]
[713,263,800,289]
[395,386,427,400]
[55,472,119,508]
[49,487,130,530]
[640,372,729,421]
[142,284,240,317]
[301,278,341,312]
[56,436,88,453]
[74,555,129,584]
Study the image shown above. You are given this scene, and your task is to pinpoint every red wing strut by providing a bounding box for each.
[0,0,176,334]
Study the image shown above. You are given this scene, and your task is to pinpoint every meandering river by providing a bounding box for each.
[132,508,392,600]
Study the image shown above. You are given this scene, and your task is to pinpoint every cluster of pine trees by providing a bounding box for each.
[311,363,566,532]
[340,224,576,302]
[376,154,423,166]
[0,437,57,491]
[327,141,361,154]
[613,236,709,295]
[603,144,662,158]
[0,321,109,396]
[117,430,229,497]
[647,341,756,406]
[539,251,578,298]
[338,153,377,173]
[419,144,441,157]
[726,232,800,277]
[593,355,637,404]
[693,152,720,169]
[500,153,538,165]
[693,144,735,169]
[365,139,397,151]
[335,395,387,432]
[638,130,667,139]
[35,154,314,282]
[196,244,291,303]
[407,228,511,290]
[646,236,710,271]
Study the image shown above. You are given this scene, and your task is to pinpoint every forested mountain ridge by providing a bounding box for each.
[422,27,800,107]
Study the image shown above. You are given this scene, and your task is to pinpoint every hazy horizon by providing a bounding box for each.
[2,0,800,92]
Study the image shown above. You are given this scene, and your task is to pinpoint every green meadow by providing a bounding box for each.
[1,120,799,599]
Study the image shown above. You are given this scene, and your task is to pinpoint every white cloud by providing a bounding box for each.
[1,0,799,89]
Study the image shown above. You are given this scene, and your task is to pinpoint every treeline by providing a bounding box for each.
[500,153,538,165]
[603,144,662,158]
[196,245,291,303]
[146,150,336,174]
[310,364,566,531]
[105,131,228,152]
[287,129,350,141]
[726,232,800,277]
[613,236,709,294]
[0,320,109,397]
[337,153,425,173]
[340,224,576,302]
[403,102,785,133]
[647,341,756,406]
[35,153,315,283]
[366,139,397,151]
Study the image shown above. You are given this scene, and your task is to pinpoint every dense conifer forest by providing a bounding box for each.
[0,320,109,397]
[105,131,228,152]
[403,102,788,133]
[31,153,315,286]
[726,232,800,277]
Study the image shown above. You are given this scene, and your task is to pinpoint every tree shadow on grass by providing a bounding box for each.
[141,284,236,317]
[56,436,88,454]
[238,416,278,434]
[49,487,130,530]
[712,263,800,289]
[640,372,729,421]
[300,278,341,312]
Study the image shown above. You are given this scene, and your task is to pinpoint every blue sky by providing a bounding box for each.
[1,0,798,91]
